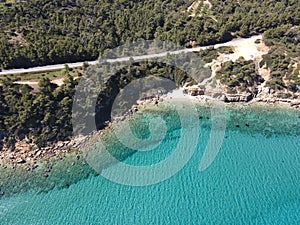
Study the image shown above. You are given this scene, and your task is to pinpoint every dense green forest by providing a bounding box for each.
[216,57,264,93]
[0,73,76,149]
[263,25,300,93]
[0,61,195,150]
[0,0,299,69]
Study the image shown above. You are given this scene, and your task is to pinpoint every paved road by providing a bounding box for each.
[0,35,262,75]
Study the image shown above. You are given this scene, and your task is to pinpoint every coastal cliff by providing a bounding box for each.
[183,85,300,107]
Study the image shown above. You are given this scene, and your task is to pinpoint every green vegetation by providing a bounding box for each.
[0,70,62,82]
[0,0,299,69]
[261,25,300,92]
[0,60,198,150]
[263,25,299,57]
[189,0,216,21]
[0,74,77,149]
[216,57,264,93]
[0,67,83,83]
[198,46,234,63]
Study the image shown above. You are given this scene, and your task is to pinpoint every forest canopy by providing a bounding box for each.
[0,0,299,69]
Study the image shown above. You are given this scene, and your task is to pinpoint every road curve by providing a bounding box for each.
[0,35,262,75]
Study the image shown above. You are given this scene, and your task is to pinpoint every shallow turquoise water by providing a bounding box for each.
[0,103,299,224]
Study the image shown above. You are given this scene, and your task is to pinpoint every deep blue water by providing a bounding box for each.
[0,103,299,224]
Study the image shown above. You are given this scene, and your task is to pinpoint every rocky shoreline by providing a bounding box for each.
[183,85,300,108]
[0,87,299,197]
[0,135,88,169]
[1,86,299,169]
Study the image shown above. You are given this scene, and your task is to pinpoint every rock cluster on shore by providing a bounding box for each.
[0,135,89,170]
[183,85,300,107]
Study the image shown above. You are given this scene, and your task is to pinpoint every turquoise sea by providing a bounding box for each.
[0,102,299,224]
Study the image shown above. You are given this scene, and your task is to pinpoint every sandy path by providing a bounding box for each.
[14,77,66,91]
[201,35,269,85]
[213,35,268,61]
